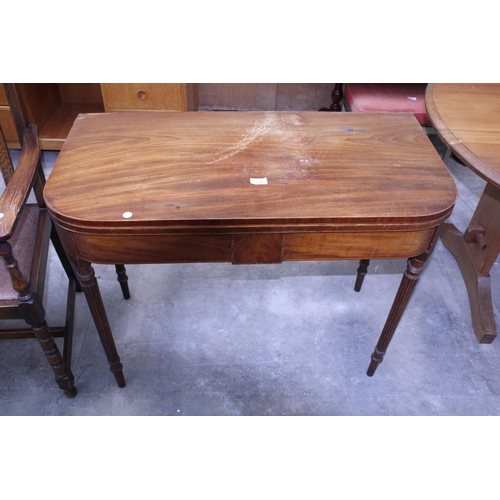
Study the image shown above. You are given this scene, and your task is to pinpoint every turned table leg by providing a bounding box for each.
[354,259,370,292]
[115,264,131,300]
[76,262,126,388]
[367,229,439,376]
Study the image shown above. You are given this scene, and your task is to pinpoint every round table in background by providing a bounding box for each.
[426,83,500,343]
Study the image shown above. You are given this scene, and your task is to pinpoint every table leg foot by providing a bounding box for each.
[77,262,126,388]
[109,360,126,387]
[64,387,78,398]
[441,223,497,343]
[367,348,384,376]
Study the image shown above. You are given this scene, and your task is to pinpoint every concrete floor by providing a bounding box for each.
[3,135,500,416]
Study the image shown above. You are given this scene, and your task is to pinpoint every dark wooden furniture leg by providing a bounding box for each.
[354,259,370,292]
[440,182,500,343]
[76,261,126,387]
[115,264,131,300]
[62,276,77,369]
[29,310,76,398]
[319,83,344,111]
[0,240,76,397]
[367,230,439,376]
[50,226,82,292]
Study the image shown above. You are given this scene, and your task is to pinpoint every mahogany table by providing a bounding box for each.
[426,83,500,343]
[43,111,456,388]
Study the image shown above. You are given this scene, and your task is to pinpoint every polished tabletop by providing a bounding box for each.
[426,83,500,187]
[44,111,456,236]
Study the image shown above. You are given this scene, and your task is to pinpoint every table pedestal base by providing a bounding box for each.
[441,223,497,343]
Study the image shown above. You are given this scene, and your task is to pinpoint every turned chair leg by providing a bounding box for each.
[30,315,77,398]
[319,83,344,112]
[0,241,77,397]
[354,259,370,292]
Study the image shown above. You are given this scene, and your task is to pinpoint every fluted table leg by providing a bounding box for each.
[367,229,439,376]
[77,262,126,388]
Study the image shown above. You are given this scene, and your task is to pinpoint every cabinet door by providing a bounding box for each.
[101,84,198,112]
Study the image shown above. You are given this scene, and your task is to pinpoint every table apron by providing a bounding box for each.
[63,228,437,265]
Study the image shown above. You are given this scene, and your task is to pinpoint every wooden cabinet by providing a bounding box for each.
[101,84,198,112]
[1,83,199,150]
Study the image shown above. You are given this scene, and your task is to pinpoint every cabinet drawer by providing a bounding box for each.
[100,84,198,112]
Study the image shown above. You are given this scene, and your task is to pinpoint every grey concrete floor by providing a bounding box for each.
[3,135,500,416]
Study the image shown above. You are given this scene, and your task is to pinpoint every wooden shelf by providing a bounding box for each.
[3,83,197,150]
[38,102,104,150]
[1,83,105,150]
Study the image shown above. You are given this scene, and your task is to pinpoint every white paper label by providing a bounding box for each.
[250,177,268,185]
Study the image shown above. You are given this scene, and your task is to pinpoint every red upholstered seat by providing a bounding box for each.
[344,83,431,126]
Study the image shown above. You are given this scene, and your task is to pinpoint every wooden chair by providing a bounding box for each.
[0,84,77,397]
[1,83,131,398]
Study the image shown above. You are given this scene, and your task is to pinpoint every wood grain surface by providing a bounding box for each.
[44,111,456,235]
[426,83,500,188]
